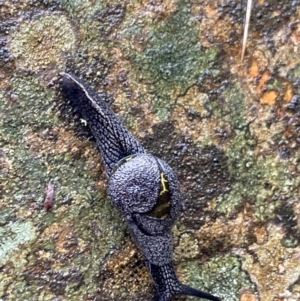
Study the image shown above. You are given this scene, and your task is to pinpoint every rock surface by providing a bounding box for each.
[0,0,300,300]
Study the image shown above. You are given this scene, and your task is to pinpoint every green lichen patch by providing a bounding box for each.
[216,130,299,221]
[209,82,247,130]
[202,80,300,224]
[8,14,76,72]
[0,73,126,300]
[14,196,125,301]
[174,232,200,261]
[128,3,218,119]
[179,254,255,301]
[287,63,300,95]
[0,221,36,266]
[0,76,56,224]
[60,0,104,25]
[134,8,216,87]
[2,75,55,129]
[0,75,101,217]
[0,75,56,215]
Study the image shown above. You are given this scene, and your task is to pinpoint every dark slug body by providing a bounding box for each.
[62,73,221,301]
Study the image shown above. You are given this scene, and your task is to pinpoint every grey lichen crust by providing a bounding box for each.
[62,73,221,301]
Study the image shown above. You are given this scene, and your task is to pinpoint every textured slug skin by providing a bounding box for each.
[62,73,221,301]
[62,73,145,176]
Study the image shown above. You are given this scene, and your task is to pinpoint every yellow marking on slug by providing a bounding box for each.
[160,173,168,195]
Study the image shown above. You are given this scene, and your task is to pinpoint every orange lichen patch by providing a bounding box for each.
[235,224,300,301]
[256,70,271,92]
[199,14,234,47]
[43,222,76,253]
[249,60,259,78]
[244,51,269,90]
[99,241,151,298]
[195,209,257,250]
[23,126,102,173]
[260,90,277,105]
[23,127,81,156]
[240,291,259,301]
[253,226,268,244]
[284,82,294,103]
[23,125,103,175]
[291,24,300,45]
[171,86,226,145]
[205,5,217,18]
[0,74,10,88]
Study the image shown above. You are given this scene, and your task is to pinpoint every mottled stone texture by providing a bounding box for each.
[0,0,300,300]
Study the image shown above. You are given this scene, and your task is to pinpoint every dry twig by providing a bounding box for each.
[241,0,253,60]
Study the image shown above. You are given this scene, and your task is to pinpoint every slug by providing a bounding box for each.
[62,73,221,301]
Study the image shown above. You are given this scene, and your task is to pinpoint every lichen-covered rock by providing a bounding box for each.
[1,0,300,300]
[9,14,76,72]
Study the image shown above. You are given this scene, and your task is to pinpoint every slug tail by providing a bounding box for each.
[179,284,221,301]
[149,262,221,301]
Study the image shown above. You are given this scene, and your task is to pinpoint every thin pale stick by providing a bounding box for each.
[241,0,253,61]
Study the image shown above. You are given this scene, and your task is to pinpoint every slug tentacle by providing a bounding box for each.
[62,73,145,176]
[62,74,221,301]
